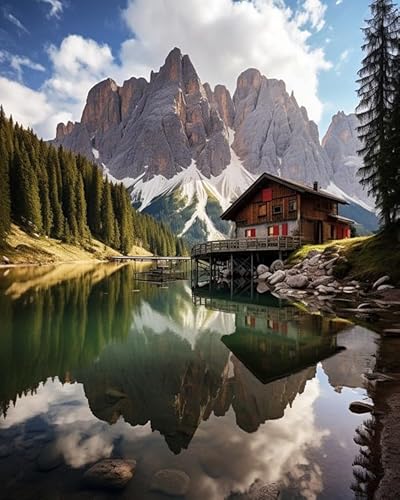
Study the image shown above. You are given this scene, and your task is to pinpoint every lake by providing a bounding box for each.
[0,263,378,499]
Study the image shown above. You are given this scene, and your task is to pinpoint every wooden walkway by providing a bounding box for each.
[191,236,301,258]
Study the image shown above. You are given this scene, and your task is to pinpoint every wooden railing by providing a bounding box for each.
[191,236,301,257]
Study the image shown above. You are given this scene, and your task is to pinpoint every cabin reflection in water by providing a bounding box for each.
[193,289,348,384]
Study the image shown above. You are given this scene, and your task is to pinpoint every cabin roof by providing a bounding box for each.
[221,172,349,220]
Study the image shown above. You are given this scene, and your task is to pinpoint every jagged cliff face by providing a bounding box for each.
[53,48,377,241]
[322,111,371,207]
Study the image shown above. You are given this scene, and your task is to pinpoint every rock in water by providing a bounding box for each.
[349,401,374,414]
[268,270,286,286]
[270,260,284,273]
[256,282,269,294]
[373,275,390,290]
[286,275,309,289]
[84,459,136,490]
[150,469,190,496]
[227,479,280,499]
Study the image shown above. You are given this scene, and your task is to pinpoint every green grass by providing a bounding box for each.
[288,229,400,284]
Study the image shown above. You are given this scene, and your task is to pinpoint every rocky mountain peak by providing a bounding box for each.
[322,111,371,206]
[52,48,375,242]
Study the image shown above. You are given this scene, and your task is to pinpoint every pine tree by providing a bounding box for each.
[356,0,400,226]
[11,143,42,232]
[0,130,11,244]
[47,148,65,239]
[385,54,400,223]
[100,179,115,245]
[37,142,52,235]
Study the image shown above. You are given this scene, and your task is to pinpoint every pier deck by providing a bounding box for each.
[191,236,301,259]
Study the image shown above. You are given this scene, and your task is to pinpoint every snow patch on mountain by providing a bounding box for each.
[325,181,375,213]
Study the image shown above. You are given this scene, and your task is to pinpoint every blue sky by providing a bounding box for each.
[0,0,394,139]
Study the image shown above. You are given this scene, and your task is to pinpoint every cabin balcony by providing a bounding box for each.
[191,236,302,258]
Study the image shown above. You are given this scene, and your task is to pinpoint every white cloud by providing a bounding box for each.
[120,0,331,122]
[38,0,64,19]
[336,0,343,5]
[4,11,29,34]
[335,48,351,74]
[0,0,331,139]
[0,76,72,138]
[296,0,327,32]
[0,50,45,81]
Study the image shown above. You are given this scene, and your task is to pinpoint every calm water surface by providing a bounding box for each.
[0,263,378,499]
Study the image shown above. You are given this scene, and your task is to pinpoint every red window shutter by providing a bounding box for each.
[262,188,272,202]
[251,228,256,237]
[273,225,279,236]
[281,223,288,236]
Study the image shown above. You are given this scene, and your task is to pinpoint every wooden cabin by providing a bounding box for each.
[221,173,353,244]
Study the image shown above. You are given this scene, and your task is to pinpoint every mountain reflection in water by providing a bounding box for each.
[0,264,378,499]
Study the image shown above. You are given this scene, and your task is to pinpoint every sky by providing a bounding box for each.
[0,0,393,140]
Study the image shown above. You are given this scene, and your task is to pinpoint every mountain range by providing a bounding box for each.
[53,47,378,242]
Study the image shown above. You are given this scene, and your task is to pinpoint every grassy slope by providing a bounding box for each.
[1,224,152,265]
[288,230,400,284]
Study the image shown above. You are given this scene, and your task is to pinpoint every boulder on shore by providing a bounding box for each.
[268,270,286,286]
[373,275,390,290]
[286,275,309,289]
[83,459,136,490]
[256,264,269,276]
[270,260,284,272]
[258,271,272,281]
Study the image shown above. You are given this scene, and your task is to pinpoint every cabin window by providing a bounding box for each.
[262,188,272,202]
[245,228,256,238]
[267,226,274,236]
[272,205,282,215]
[258,204,267,217]
[289,199,297,212]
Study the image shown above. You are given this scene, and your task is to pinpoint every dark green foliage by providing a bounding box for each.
[0,110,189,255]
[0,120,11,245]
[356,0,400,226]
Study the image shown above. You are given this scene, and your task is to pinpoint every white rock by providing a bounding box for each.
[309,254,321,266]
[377,284,395,291]
[257,264,269,276]
[258,271,272,281]
[270,260,284,272]
[267,270,286,286]
[256,282,270,294]
[286,275,309,289]
[373,275,390,289]
[312,276,333,287]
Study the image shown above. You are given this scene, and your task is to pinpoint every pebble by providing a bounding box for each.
[84,459,137,490]
[150,469,190,497]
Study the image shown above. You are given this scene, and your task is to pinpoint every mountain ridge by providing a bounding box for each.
[53,47,377,241]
